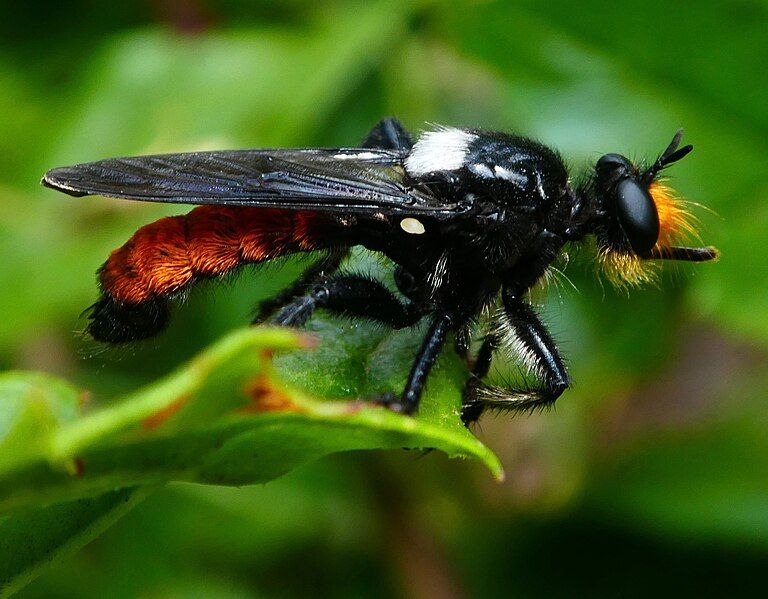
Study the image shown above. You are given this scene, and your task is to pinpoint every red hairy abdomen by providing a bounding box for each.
[100,206,331,303]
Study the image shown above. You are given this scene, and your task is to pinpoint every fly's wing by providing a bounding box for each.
[42,148,461,216]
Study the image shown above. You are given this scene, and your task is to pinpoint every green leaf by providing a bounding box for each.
[0,323,500,506]
[0,372,82,474]
[0,487,153,598]
[0,323,499,592]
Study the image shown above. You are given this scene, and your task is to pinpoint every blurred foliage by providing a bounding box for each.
[0,0,766,596]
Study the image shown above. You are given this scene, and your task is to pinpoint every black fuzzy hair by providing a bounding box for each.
[86,294,170,343]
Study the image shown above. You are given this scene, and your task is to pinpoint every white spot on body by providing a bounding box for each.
[400,217,426,235]
[405,127,477,176]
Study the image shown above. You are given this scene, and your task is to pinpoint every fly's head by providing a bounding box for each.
[582,130,718,286]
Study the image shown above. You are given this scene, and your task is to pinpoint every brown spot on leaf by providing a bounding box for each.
[65,457,85,477]
[296,333,319,349]
[344,402,365,415]
[78,391,91,411]
[142,395,190,430]
[239,375,302,414]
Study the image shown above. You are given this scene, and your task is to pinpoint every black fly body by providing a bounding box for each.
[42,118,718,424]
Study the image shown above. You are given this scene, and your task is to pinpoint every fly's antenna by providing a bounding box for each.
[642,129,693,184]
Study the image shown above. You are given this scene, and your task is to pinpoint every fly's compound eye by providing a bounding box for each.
[615,178,659,254]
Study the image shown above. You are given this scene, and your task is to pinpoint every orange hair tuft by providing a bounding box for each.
[599,180,701,287]
[598,247,658,288]
[649,180,698,248]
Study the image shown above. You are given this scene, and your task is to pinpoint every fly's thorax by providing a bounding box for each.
[404,128,576,270]
[464,133,570,212]
[405,128,571,219]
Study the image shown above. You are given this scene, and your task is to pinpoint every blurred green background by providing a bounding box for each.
[2,0,767,596]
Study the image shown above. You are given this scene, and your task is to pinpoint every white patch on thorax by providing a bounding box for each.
[535,173,547,200]
[469,163,494,178]
[493,165,528,187]
[470,162,529,188]
[405,127,477,176]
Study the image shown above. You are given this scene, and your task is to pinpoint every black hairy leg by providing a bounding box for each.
[459,333,498,423]
[453,326,472,363]
[253,116,410,326]
[251,249,350,324]
[461,290,569,425]
[377,312,454,415]
[272,274,424,329]
[254,115,410,326]
[468,331,499,380]
[272,273,453,416]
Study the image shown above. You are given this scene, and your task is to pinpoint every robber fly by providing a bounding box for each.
[42,118,717,423]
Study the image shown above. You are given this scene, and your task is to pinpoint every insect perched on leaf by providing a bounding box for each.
[43,118,717,424]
